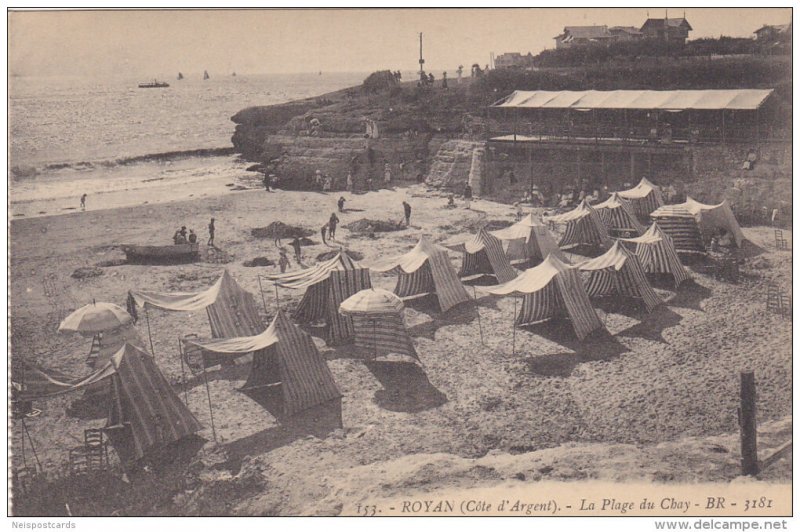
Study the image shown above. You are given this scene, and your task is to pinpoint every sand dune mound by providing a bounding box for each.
[251,222,313,240]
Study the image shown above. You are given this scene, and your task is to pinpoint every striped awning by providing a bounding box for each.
[492,214,566,263]
[263,251,361,289]
[592,193,645,235]
[446,227,518,284]
[493,89,774,111]
[620,223,692,287]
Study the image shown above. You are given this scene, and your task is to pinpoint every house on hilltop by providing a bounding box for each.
[554,26,616,49]
[640,17,692,44]
[753,23,792,42]
[609,26,644,41]
[494,52,535,70]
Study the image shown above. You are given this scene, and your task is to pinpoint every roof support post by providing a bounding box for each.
[721,110,726,144]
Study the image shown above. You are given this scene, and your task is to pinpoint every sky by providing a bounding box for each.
[8,8,793,77]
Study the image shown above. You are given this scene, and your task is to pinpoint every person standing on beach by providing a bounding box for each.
[384,163,392,185]
[442,71,448,90]
[263,172,271,191]
[346,172,354,193]
[338,196,346,213]
[290,237,302,264]
[80,194,87,211]
[208,218,216,247]
[278,248,290,273]
[402,201,412,226]
[328,212,339,239]
[321,223,329,245]
[463,183,473,210]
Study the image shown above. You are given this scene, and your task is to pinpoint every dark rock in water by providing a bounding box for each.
[316,249,364,262]
[71,266,104,279]
[243,257,275,267]
[251,222,314,240]
[343,218,404,234]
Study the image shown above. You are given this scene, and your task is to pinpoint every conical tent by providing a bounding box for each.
[339,289,419,362]
[547,200,612,249]
[445,227,518,284]
[371,236,470,312]
[682,197,745,248]
[592,193,645,236]
[650,204,707,254]
[620,223,692,287]
[261,252,372,345]
[491,214,566,265]
[577,241,663,313]
[617,177,664,220]
[186,310,342,418]
[485,254,604,341]
[16,343,203,462]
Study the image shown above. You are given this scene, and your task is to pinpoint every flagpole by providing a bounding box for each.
[512,296,517,356]
[473,286,484,346]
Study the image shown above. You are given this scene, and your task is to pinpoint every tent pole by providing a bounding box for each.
[512,296,517,356]
[372,319,377,360]
[257,275,269,316]
[473,286,484,346]
[20,420,27,471]
[178,337,189,405]
[144,305,155,360]
[201,357,218,445]
[274,283,280,309]
[21,418,41,472]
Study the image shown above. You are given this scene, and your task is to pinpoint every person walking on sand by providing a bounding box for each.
[402,201,412,226]
[328,212,340,239]
[278,248,290,273]
[80,194,87,211]
[290,237,302,264]
[338,196,346,213]
[207,218,216,247]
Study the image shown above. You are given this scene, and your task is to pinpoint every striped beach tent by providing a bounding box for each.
[578,241,663,313]
[445,227,518,284]
[617,177,664,220]
[547,199,612,249]
[592,193,645,236]
[185,310,342,419]
[620,223,692,287]
[485,254,604,341]
[371,236,470,313]
[262,252,371,345]
[682,197,745,248]
[129,270,266,366]
[491,213,566,265]
[339,288,419,362]
[650,204,707,254]
[16,343,202,462]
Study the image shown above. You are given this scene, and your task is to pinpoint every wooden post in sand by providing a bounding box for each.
[739,371,758,476]
[512,296,517,356]
[201,356,218,445]
[144,305,155,360]
[473,286,484,346]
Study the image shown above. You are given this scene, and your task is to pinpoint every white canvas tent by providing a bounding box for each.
[491,214,566,265]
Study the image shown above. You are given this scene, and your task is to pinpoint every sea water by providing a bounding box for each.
[9,72,366,217]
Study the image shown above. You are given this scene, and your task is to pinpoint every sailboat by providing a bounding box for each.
[203,70,210,80]
[177,72,184,80]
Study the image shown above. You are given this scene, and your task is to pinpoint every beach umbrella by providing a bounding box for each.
[58,301,133,336]
[339,288,404,316]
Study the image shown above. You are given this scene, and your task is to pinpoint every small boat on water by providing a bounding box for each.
[120,243,200,264]
[177,72,184,80]
[203,70,210,80]
[138,80,170,89]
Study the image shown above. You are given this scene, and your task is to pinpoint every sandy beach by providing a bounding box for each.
[9,181,792,515]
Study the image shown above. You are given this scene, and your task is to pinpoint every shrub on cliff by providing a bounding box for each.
[362,70,398,94]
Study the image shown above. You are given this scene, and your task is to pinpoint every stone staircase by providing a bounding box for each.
[425,140,484,192]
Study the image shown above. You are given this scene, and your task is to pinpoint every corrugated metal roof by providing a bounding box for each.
[494,89,774,111]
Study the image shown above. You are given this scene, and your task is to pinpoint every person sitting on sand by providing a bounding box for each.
[179,226,187,240]
[321,223,329,245]
[278,248,290,273]
[338,196,346,213]
[173,229,182,245]
[290,237,302,264]
[188,229,197,244]
[328,212,340,239]
[446,195,456,209]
